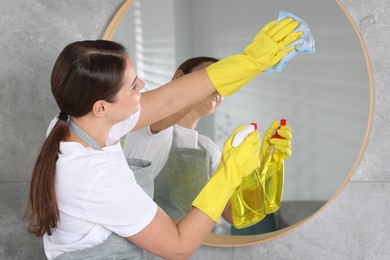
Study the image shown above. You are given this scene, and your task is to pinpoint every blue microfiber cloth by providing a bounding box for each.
[265,10,315,73]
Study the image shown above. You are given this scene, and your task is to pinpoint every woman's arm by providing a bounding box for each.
[128,207,214,260]
[149,92,217,134]
[128,126,260,259]
[135,70,215,131]
[134,18,301,131]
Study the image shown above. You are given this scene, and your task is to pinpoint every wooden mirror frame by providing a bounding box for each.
[102,0,374,247]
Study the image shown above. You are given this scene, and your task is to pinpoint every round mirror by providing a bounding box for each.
[103,0,373,246]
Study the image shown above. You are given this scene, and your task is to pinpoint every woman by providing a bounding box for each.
[25,17,301,259]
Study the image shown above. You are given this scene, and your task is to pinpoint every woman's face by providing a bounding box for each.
[194,93,223,117]
[108,57,145,123]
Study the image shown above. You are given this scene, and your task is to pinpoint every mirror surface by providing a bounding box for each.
[106,0,371,243]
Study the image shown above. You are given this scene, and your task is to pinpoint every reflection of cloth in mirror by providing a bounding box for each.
[265,10,315,73]
[154,129,213,222]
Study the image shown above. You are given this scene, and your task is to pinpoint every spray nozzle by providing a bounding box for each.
[272,119,287,139]
[232,122,258,147]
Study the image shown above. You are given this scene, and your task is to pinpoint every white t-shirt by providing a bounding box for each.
[43,110,158,259]
[123,124,221,178]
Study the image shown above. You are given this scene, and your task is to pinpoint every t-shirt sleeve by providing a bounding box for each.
[108,109,141,140]
[83,165,157,237]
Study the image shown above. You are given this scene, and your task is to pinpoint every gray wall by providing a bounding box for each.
[0,0,388,259]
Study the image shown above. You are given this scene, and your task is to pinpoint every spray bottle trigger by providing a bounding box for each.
[231,122,257,148]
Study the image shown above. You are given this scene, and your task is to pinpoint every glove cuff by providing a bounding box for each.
[205,54,264,96]
[192,166,234,222]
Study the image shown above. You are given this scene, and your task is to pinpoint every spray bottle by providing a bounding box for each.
[261,119,287,214]
[230,123,266,229]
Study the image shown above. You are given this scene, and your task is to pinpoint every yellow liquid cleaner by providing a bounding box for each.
[231,169,266,229]
[261,119,286,214]
[262,146,284,214]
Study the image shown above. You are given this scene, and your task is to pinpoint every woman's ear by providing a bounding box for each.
[172,69,185,80]
[92,100,107,117]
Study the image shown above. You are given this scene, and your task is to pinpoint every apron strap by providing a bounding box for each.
[68,119,102,151]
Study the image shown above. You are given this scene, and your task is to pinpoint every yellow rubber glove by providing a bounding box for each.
[206,18,302,96]
[260,121,292,165]
[192,125,260,222]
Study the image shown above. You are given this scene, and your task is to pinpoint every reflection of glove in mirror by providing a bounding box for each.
[260,121,292,165]
[266,10,315,73]
[271,126,292,159]
[206,17,302,96]
[192,125,260,222]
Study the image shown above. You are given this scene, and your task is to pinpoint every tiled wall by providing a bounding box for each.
[0,0,389,259]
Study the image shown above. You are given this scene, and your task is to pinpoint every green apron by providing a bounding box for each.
[127,158,154,198]
[153,129,212,222]
[55,233,146,260]
[55,120,152,259]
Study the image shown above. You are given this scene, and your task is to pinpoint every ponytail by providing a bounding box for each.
[25,118,69,236]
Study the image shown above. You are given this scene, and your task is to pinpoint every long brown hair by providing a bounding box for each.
[174,56,219,77]
[25,40,128,236]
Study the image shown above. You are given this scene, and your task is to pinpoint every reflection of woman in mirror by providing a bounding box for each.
[25,16,302,259]
[123,57,235,225]
[124,57,290,236]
